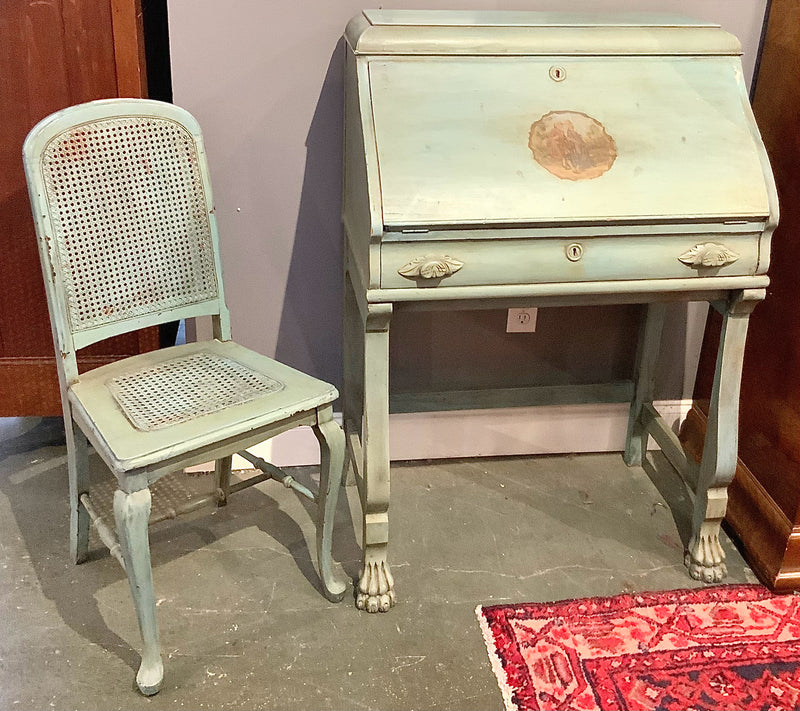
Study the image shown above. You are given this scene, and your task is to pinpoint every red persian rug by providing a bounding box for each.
[477,584,799,711]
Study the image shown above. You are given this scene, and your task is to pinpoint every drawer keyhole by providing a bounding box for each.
[566,243,583,261]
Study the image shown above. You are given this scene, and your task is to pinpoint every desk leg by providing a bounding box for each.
[624,303,666,467]
[686,289,763,583]
[357,303,395,612]
[342,264,363,487]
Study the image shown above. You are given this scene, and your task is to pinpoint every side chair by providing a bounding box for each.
[22,98,346,695]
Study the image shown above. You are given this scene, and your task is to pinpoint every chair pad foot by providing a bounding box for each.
[136,658,164,696]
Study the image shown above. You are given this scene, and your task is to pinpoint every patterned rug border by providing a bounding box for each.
[479,583,778,620]
[476,583,799,711]
[477,601,520,711]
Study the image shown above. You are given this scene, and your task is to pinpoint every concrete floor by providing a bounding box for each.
[0,416,757,710]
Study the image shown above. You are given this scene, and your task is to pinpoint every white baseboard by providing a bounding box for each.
[187,399,692,472]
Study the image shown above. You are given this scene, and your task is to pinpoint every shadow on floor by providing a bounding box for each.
[641,450,695,547]
[0,417,66,461]
[0,423,360,677]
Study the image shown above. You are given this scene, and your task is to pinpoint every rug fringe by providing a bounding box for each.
[476,604,519,711]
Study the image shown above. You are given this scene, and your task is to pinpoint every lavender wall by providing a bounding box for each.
[168,1,768,420]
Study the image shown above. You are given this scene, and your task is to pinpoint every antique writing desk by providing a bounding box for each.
[342,11,777,612]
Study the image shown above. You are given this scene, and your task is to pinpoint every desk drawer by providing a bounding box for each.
[380,233,761,289]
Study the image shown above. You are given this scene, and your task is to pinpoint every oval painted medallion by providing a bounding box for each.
[528,111,617,181]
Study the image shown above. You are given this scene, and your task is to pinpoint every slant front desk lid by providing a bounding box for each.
[346,11,771,229]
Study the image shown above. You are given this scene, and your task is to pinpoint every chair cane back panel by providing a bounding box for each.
[39,115,219,334]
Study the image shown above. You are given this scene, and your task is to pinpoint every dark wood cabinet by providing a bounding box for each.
[681,0,799,593]
[0,0,159,415]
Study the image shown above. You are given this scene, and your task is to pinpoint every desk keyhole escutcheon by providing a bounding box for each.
[566,243,584,262]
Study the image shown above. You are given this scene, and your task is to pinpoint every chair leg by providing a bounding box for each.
[685,290,762,583]
[113,488,164,696]
[312,409,347,602]
[66,418,90,564]
[624,303,666,467]
[215,455,233,506]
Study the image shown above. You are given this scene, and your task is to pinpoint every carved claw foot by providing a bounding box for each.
[135,656,164,696]
[685,532,728,583]
[356,559,395,613]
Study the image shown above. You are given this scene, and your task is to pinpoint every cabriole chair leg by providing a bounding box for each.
[114,488,164,696]
[313,412,347,602]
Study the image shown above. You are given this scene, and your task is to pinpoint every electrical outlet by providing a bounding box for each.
[506,308,538,332]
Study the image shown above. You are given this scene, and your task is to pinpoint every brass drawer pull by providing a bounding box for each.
[678,243,740,267]
[398,255,464,280]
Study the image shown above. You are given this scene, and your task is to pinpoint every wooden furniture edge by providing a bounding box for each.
[679,404,800,593]
[110,0,148,98]
[0,351,156,416]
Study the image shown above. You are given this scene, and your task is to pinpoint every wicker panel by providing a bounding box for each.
[40,116,219,332]
[107,352,284,431]
[87,470,205,529]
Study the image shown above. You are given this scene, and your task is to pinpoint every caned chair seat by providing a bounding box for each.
[70,340,337,474]
[23,98,347,696]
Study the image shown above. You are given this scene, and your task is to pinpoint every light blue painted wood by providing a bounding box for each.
[66,341,338,474]
[23,99,348,693]
[355,303,394,613]
[381,221,767,242]
[345,12,740,58]
[343,10,778,610]
[367,275,771,304]
[214,455,232,505]
[312,408,348,602]
[641,403,697,487]
[113,488,163,696]
[391,382,634,414]
[624,304,667,467]
[380,233,762,289]
[368,58,769,228]
[233,451,316,500]
[685,289,764,582]
[342,255,365,490]
[343,50,383,291]
[67,419,90,564]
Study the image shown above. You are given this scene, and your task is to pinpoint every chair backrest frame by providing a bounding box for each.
[23,99,231,388]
